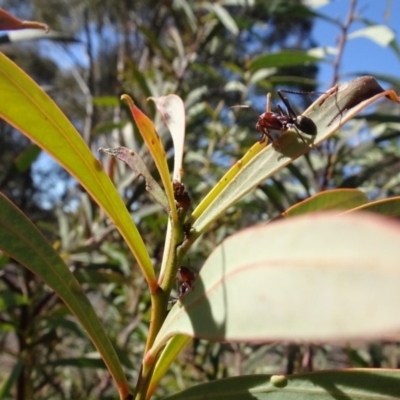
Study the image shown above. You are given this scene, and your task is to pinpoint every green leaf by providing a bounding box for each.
[48,357,107,369]
[147,335,192,398]
[346,196,400,218]
[152,212,400,353]
[206,3,239,36]
[250,50,321,71]
[354,112,400,123]
[74,268,127,285]
[92,96,120,107]
[161,369,400,400]
[283,189,368,217]
[0,193,130,399]
[0,144,41,187]
[0,52,156,292]
[14,144,41,170]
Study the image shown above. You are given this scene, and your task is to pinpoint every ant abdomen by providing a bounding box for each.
[295,115,317,136]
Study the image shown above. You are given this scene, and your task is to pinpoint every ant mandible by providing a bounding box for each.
[233,91,317,144]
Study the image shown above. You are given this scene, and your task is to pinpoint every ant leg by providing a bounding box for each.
[179,282,191,297]
[278,90,298,120]
[293,125,308,146]
[292,125,316,149]
[257,128,274,143]
[276,104,286,116]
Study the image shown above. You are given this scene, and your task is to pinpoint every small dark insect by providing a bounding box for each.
[168,266,197,306]
[177,266,196,297]
[173,181,191,214]
[232,91,317,144]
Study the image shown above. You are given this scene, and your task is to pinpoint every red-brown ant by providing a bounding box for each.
[177,266,196,297]
[168,266,196,306]
[232,91,317,144]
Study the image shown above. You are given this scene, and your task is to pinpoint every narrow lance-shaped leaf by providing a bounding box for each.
[250,50,321,71]
[147,335,192,398]
[0,53,156,292]
[205,3,239,36]
[122,95,178,224]
[344,196,400,218]
[0,194,130,399]
[283,189,368,217]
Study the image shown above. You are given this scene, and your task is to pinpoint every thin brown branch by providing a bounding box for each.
[330,0,358,87]
[323,0,358,190]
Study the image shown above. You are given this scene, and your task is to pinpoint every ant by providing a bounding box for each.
[177,266,196,297]
[232,91,317,144]
[168,266,196,306]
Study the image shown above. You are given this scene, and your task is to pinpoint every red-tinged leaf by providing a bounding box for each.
[0,7,48,31]
[151,212,400,354]
[122,95,177,222]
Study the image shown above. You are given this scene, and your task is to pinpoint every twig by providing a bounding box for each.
[323,0,358,190]
[330,0,357,87]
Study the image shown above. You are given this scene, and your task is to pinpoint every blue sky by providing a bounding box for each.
[310,0,400,89]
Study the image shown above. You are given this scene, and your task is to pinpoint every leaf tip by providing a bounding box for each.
[121,94,134,108]
[22,21,49,32]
